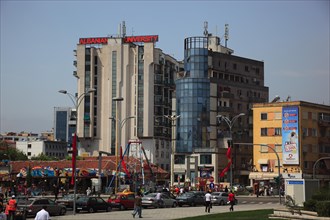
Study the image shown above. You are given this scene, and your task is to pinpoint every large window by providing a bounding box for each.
[200,154,212,164]
[174,155,185,164]
[275,128,282,136]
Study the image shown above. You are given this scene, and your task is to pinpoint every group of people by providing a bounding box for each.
[204,190,236,213]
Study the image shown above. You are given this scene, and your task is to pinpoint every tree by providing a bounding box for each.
[31,153,60,161]
[0,141,28,161]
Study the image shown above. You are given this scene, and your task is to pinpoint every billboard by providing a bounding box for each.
[282,106,299,165]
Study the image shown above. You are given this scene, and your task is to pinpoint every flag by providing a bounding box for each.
[219,147,232,178]
[120,146,130,178]
[71,133,77,185]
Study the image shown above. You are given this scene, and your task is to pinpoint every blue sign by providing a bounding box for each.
[282,106,299,165]
[288,180,303,185]
[210,182,214,189]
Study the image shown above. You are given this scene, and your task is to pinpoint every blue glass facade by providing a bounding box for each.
[176,37,210,153]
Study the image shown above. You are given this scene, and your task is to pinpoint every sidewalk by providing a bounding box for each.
[52,203,284,220]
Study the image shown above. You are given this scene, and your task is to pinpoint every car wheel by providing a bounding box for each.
[60,208,67,215]
[76,209,80,213]
[119,204,125,210]
[220,200,225,206]
[172,202,177,208]
[178,204,182,207]
[88,207,94,213]
[106,206,112,212]
[190,202,195,206]
[235,199,238,205]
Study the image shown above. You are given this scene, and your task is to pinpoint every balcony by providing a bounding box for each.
[221,92,234,99]
[217,106,234,113]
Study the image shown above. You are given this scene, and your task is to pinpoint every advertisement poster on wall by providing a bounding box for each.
[282,106,299,165]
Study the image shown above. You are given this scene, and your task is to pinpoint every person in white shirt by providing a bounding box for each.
[204,190,212,213]
[86,187,91,196]
[35,205,50,220]
[156,192,162,208]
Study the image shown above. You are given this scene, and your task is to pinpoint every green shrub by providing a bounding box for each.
[312,188,330,201]
[316,201,330,217]
[304,199,317,212]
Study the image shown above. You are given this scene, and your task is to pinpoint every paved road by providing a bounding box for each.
[51,201,284,220]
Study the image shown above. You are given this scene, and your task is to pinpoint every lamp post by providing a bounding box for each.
[261,144,282,204]
[110,114,135,193]
[164,114,180,188]
[216,113,245,189]
[58,88,96,215]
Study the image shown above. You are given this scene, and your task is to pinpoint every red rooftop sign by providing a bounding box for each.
[79,37,108,45]
[123,35,158,43]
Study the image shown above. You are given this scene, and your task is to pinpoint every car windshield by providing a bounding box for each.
[62,194,74,199]
[77,197,89,202]
[144,193,157,198]
[179,192,194,197]
[211,192,220,196]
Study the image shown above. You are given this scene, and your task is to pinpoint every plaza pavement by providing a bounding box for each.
[52,202,284,220]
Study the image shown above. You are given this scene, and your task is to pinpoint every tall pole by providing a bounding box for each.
[216,113,245,189]
[58,88,95,215]
[112,97,123,194]
[165,115,180,188]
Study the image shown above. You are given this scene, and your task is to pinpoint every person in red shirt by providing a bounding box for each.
[228,190,235,211]
[7,195,17,220]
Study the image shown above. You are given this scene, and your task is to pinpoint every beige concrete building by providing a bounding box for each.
[251,101,330,188]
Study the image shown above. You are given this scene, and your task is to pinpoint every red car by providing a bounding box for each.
[107,192,135,210]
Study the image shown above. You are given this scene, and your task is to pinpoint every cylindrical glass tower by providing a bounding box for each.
[176,37,210,153]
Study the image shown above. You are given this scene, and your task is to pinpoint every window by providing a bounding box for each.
[28,144,32,149]
[261,128,268,136]
[245,66,249,72]
[200,155,212,164]
[233,63,237,70]
[261,113,267,120]
[174,155,185,164]
[275,128,282,136]
[274,112,281,120]
[260,145,268,153]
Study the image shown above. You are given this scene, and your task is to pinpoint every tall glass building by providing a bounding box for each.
[176,37,210,153]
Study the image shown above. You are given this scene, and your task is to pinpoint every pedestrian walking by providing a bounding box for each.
[204,190,212,213]
[228,190,235,212]
[86,187,91,196]
[132,192,142,218]
[34,205,50,220]
[156,192,162,208]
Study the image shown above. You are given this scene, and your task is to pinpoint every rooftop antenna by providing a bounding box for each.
[122,21,126,38]
[118,23,122,37]
[224,24,229,47]
[286,95,291,102]
[203,21,208,37]
[271,95,280,103]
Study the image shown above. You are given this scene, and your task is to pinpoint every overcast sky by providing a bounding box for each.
[1,0,329,134]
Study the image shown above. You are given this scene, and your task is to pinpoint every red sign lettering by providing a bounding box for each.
[79,37,108,45]
[123,35,159,43]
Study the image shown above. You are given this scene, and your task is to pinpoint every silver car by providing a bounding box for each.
[211,192,238,205]
[142,193,177,208]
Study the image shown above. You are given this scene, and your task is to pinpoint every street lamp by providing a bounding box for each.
[58,88,96,215]
[109,114,135,193]
[164,114,180,188]
[216,113,245,189]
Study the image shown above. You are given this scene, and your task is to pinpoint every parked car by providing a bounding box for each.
[142,193,177,208]
[76,196,112,213]
[17,198,66,217]
[107,192,135,210]
[57,194,87,208]
[176,192,205,207]
[211,192,238,205]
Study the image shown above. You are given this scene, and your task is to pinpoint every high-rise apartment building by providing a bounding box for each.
[73,24,180,172]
